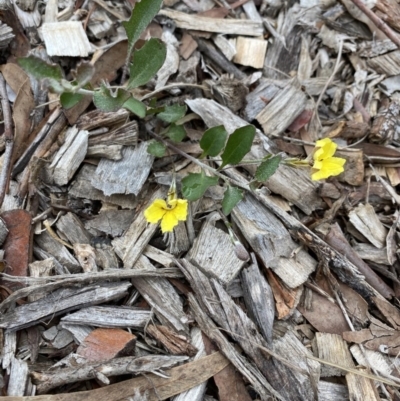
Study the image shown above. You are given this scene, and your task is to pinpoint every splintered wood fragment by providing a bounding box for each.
[0,217,8,245]
[77,328,136,363]
[69,165,137,209]
[256,82,307,137]
[91,142,153,196]
[56,212,91,245]
[61,306,151,328]
[50,126,88,186]
[28,259,54,302]
[318,381,350,401]
[73,243,98,273]
[187,293,284,400]
[35,230,80,272]
[314,333,354,377]
[366,51,400,76]
[346,371,380,401]
[187,221,246,285]
[59,324,93,344]
[1,330,16,371]
[143,244,175,267]
[159,9,263,36]
[133,255,189,333]
[3,352,229,401]
[272,330,320,400]
[42,21,91,56]
[31,355,189,394]
[147,325,198,356]
[0,281,131,331]
[213,34,236,60]
[85,210,135,237]
[76,109,130,131]
[0,22,14,49]
[232,194,316,288]
[241,255,275,343]
[349,345,392,377]
[348,204,388,248]
[234,36,267,68]
[7,356,29,396]
[353,243,390,265]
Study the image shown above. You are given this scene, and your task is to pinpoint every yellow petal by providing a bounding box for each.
[173,199,188,221]
[311,157,346,181]
[144,199,167,223]
[314,138,337,161]
[161,210,179,233]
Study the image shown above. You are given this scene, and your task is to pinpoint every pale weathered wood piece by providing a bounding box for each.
[349,345,392,378]
[345,372,380,401]
[112,187,166,266]
[76,109,130,131]
[232,194,316,288]
[28,259,54,302]
[0,281,131,331]
[187,221,245,285]
[234,37,267,69]
[73,243,98,273]
[33,246,70,275]
[366,50,400,76]
[69,164,137,209]
[87,8,113,39]
[1,330,16,371]
[241,255,275,344]
[244,79,282,121]
[214,279,319,401]
[212,34,236,61]
[7,357,29,396]
[84,210,135,237]
[32,355,189,393]
[318,381,350,401]
[348,204,388,248]
[56,212,91,245]
[35,230,80,271]
[186,98,322,214]
[0,21,13,49]
[132,255,189,333]
[87,144,124,160]
[263,5,303,79]
[353,243,390,265]
[42,21,91,56]
[159,9,263,36]
[272,330,320,400]
[188,293,284,401]
[173,327,207,401]
[91,142,154,196]
[0,216,8,245]
[50,126,89,186]
[143,245,175,267]
[61,305,151,328]
[256,82,307,137]
[59,324,93,344]
[314,333,354,377]
[0,267,183,312]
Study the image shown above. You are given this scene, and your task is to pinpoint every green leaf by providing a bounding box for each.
[123,97,146,118]
[127,38,166,89]
[220,125,256,168]
[255,155,282,182]
[166,124,186,143]
[222,186,243,215]
[60,92,84,109]
[122,0,163,58]
[147,140,166,157]
[73,61,94,87]
[181,172,219,201]
[157,105,187,123]
[93,85,131,112]
[200,125,228,157]
[18,55,63,81]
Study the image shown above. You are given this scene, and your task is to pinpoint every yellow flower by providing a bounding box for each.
[144,198,188,233]
[311,138,346,181]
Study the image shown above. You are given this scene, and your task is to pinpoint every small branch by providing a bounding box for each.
[350,0,400,48]
[0,73,14,208]
[140,83,206,101]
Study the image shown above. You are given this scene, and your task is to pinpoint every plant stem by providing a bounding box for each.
[140,83,206,101]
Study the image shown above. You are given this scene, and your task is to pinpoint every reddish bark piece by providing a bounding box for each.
[77,328,136,362]
[1,209,32,290]
[287,109,313,132]
[202,333,252,401]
